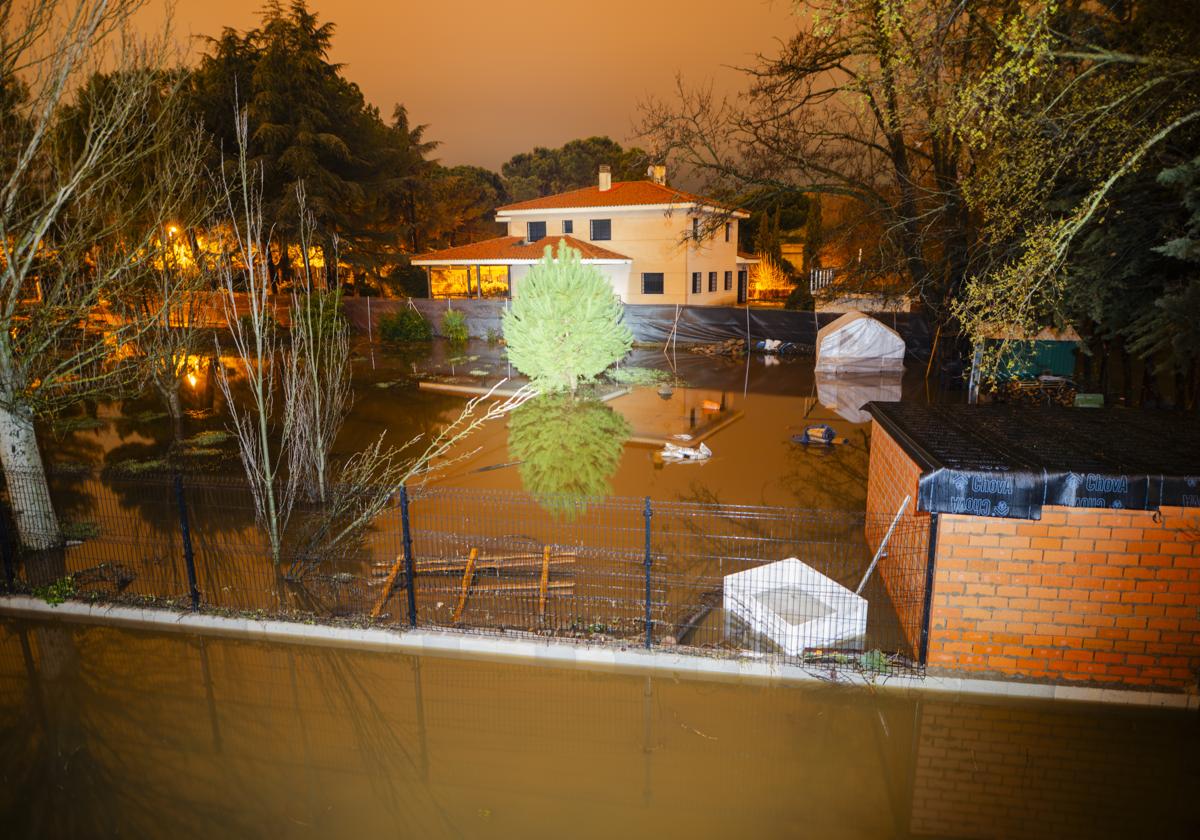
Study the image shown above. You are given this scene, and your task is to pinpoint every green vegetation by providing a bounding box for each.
[183,430,233,447]
[34,576,76,607]
[501,136,647,202]
[507,395,631,518]
[378,310,432,343]
[61,521,101,541]
[606,366,671,386]
[442,309,469,345]
[503,241,633,393]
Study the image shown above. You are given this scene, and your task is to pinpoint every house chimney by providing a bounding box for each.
[649,164,667,186]
[598,164,612,191]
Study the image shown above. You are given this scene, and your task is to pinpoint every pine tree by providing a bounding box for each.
[502,241,632,393]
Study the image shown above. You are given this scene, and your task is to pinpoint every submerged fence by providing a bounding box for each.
[0,469,933,676]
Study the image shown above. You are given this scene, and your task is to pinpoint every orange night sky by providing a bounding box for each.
[135,0,799,169]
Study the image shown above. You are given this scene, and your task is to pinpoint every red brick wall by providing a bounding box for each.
[927,505,1200,689]
[909,700,1193,838]
[865,425,931,656]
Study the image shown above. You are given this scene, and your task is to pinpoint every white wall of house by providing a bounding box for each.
[498,207,741,306]
[507,262,631,302]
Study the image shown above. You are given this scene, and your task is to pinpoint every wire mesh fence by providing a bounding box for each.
[0,467,933,676]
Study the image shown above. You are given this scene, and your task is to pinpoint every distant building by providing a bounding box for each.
[411,166,758,305]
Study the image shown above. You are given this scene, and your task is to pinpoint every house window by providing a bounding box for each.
[562,220,573,234]
[724,222,731,242]
[724,270,733,291]
[642,273,664,295]
[692,218,700,240]
[692,272,702,294]
[527,221,546,241]
[590,219,611,240]
[708,271,717,292]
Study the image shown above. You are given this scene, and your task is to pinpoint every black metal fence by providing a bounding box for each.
[0,468,933,676]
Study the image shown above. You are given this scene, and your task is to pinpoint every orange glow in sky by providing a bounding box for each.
[136,0,798,169]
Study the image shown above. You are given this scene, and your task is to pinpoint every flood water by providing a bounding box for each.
[0,618,1196,839]
[47,338,947,511]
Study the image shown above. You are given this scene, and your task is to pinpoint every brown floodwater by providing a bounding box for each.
[0,618,1196,839]
[46,339,948,512]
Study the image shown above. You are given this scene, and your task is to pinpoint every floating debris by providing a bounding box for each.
[658,441,712,462]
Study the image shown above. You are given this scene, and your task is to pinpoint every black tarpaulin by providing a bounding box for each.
[865,402,1200,520]
[621,305,932,358]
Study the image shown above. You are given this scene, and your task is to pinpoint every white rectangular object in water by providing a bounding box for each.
[724,558,867,655]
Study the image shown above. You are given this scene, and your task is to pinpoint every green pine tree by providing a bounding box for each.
[503,241,633,393]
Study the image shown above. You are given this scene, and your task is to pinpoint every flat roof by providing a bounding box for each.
[866,402,1200,519]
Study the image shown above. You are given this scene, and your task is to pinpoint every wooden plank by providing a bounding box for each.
[538,545,551,621]
[472,580,573,594]
[452,548,478,624]
[369,554,406,620]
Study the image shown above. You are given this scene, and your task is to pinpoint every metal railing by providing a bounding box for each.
[0,468,933,676]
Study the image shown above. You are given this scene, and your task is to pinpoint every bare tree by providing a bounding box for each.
[212,109,300,564]
[287,381,534,579]
[638,0,1002,318]
[288,186,351,504]
[0,0,203,549]
[121,233,216,442]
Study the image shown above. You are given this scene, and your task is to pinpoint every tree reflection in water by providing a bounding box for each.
[507,394,631,518]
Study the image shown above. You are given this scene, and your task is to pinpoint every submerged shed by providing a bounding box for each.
[814,311,905,373]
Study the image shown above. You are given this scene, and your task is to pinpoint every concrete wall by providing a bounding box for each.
[866,423,1200,692]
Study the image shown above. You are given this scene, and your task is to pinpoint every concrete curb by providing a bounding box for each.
[2,596,1196,710]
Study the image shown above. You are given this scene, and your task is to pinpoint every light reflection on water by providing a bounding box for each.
[43,339,949,513]
[0,618,1194,839]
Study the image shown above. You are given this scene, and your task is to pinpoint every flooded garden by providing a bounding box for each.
[12,337,944,670]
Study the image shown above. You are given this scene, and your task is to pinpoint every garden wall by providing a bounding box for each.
[342,298,933,357]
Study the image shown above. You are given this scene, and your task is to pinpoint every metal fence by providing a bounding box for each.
[0,468,933,676]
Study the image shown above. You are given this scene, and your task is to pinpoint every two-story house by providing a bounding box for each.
[412,166,757,305]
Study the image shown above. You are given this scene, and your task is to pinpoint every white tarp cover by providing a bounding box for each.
[724,558,867,655]
[814,310,906,372]
[816,371,904,423]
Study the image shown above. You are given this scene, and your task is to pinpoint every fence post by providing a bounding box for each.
[174,474,200,610]
[918,512,940,665]
[0,503,15,590]
[643,496,653,650]
[401,485,417,628]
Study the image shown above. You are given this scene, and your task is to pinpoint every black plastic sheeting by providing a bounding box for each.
[866,402,1200,520]
[622,305,932,359]
[345,299,933,359]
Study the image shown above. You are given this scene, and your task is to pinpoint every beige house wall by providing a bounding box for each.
[498,208,741,305]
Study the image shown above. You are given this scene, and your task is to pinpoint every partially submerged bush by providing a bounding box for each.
[378,309,432,343]
[503,240,632,392]
[442,309,469,344]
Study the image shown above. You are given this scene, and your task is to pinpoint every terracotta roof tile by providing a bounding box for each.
[412,235,631,264]
[496,180,746,214]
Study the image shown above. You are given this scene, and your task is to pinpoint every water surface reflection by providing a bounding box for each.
[0,619,1195,839]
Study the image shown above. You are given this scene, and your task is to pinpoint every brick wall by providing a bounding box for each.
[909,700,1194,838]
[927,505,1200,689]
[865,425,931,656]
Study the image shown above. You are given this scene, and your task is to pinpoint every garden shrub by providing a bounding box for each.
[378,309,432,343]
[502,240,632,393]
[442,309,469,344]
